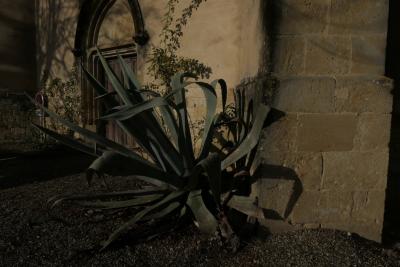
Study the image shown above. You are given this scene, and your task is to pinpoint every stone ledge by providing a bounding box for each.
[273,75,393,114]
[273,76,336,113]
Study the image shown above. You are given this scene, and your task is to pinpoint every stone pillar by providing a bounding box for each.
[258,0,392,241]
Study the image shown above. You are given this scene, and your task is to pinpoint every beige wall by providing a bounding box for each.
[35,0,264,120]
[35,0,264,89]
[35,0,80,86]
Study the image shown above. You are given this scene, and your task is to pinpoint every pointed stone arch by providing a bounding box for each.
[73,0,148,57]
[73,0,148,128]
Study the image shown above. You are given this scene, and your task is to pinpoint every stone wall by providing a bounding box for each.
[257,0,392,241]
[0,91,38,153]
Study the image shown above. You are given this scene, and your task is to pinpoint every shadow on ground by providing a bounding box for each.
[0,146,94,190]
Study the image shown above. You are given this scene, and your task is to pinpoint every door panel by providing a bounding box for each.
[103,55,136,148]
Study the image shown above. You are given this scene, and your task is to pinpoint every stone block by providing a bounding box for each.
[297,114,357,152]
[354,114,391,151]
[351,35,387,75]
[260,114,298,153]
[260,150,297,168]
[294,152,323,191]
[322,151,389,190]
[292,190,354,224]
[329,0,389,34]
[318,191,353,223]
[334,76,393,114]
[273,0,330,35]
[273,76,335,113]
[305,36,351,75]
[351,191,385,224]
[290,191,321,223]
[258,151,323,192]
[273,36,305,75]
[256,177,296,218]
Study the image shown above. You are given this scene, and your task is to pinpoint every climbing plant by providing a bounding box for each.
[147,0,211,93]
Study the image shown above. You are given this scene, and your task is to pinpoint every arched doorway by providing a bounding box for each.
[73,0,148,147]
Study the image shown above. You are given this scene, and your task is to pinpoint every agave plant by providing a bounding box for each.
[27,48,272,250]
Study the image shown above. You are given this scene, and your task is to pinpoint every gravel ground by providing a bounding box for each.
[1,152,400,266]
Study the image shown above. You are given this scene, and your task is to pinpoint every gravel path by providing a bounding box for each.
[1,153,399,266]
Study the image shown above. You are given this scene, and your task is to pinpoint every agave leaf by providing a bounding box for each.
[100,190,185,250]
[245,100,254,135]
[82,64,178,169]
[81,64,117,109]
[138,89,161,97]
[96,48,132,105]
[49,187,169,205]
[25,93,153,165]
[239,90,247,142]
[142,202,181,221]
[221,104,271,170]
[87,151,184,188]
[82,65,155,158]
[235,90,242,142]
[99,52,179,171]
[95,91,117,100]
[158,105,179,147]
[117,54,143,102]
[187,190,218,234]
[100,97,170,121]
[192,82,217,160]
[147,135,168,172]
[210,79,227,111]
[227,195,264,219]
[197,153,221,206]
[179,205,187,218]
[170,72,195,171]
[75,194,165,209]
[110,59,180,161]
[32,123,100,157]
[47,187,169,206]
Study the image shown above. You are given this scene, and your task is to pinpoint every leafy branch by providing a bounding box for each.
[147,0,211,92]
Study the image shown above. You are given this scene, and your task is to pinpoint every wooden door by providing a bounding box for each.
[103,55,136,148]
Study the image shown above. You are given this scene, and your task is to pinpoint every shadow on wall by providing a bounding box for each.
[0,3,36,91]
[384,0,400,243]
[253,163,303,221]
[35,0,78,86]
[268,0,386,71]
